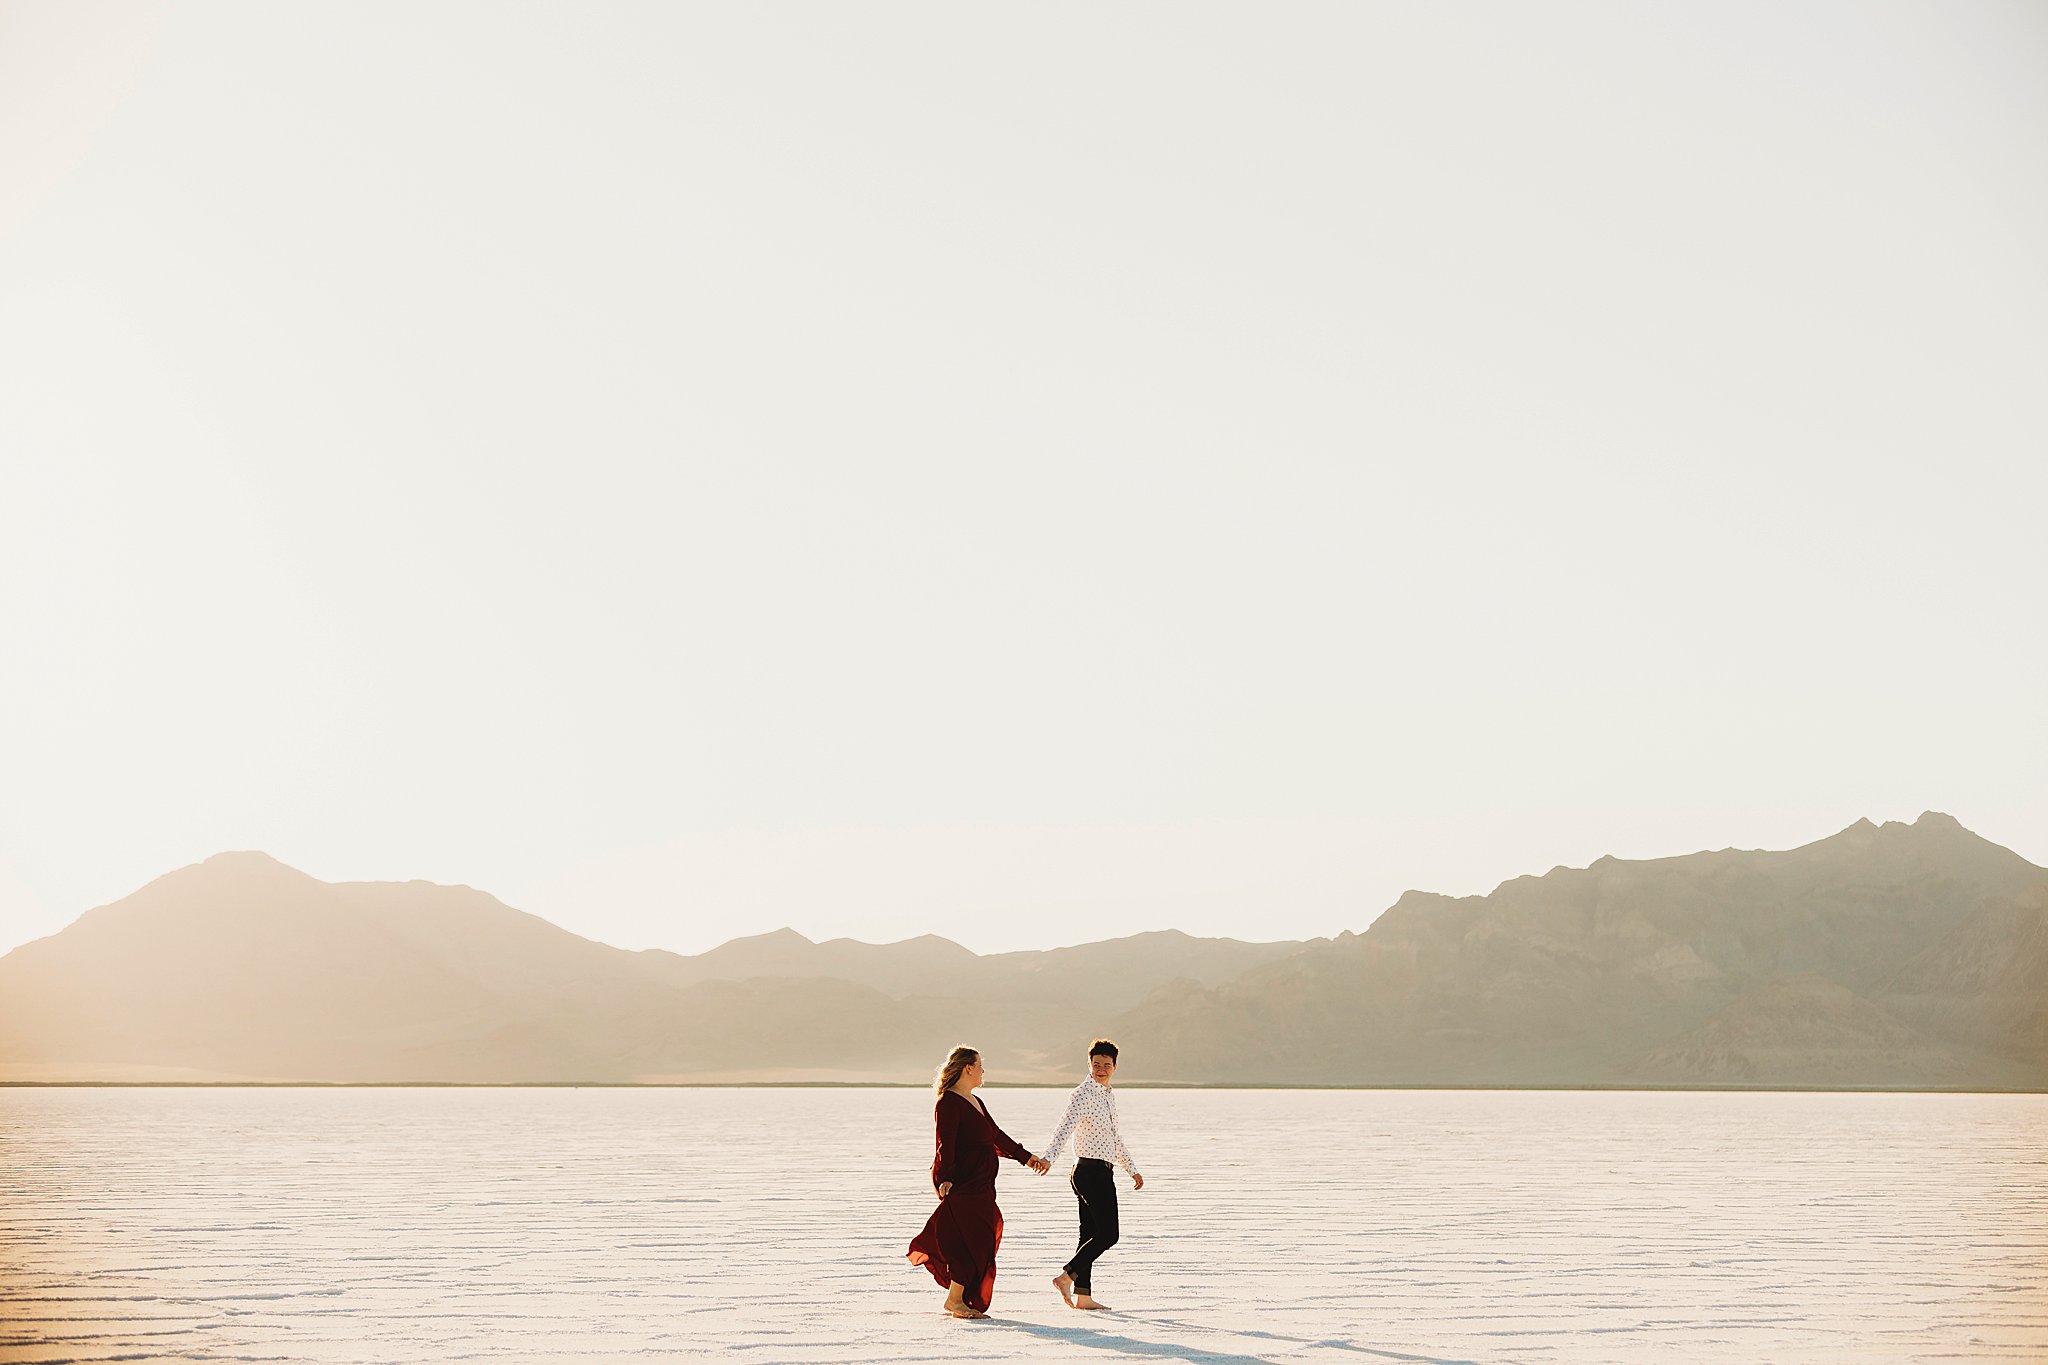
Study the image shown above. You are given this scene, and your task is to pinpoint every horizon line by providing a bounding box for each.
[6,1081,2044,1095]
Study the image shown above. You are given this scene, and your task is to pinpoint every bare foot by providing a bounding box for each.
[1052,1272,1076,1307]
[945,1304,988,1319]
[1075,1293,1111,1311]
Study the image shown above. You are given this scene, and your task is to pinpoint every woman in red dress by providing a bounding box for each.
[907,1046,1049,1318]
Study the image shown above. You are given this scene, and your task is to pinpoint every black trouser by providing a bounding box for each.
[1064,1157,1120,1293]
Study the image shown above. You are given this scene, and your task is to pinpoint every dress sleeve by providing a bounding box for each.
[1041,1089,1082,1163]
[932,1096,960,1189]
[989,1113,1033,1164]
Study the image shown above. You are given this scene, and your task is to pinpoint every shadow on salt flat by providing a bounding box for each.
[995,1316,1478,1365]
[990,1320,1277,1365]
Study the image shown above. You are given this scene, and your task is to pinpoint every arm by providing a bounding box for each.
[932,1097,960,1193]
[1040,1089,1083,1167]
[989,1117,1034,1166]
[1107,1095,1141,1183]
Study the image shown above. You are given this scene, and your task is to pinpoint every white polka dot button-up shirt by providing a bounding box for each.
[1040,1077,1139,1177]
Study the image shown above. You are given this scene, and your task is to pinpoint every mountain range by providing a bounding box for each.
[0,812,2040,1088]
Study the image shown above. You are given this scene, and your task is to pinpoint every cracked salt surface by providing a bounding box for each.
[1,1088,2042,1363]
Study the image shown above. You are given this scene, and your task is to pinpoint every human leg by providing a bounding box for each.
[1062,1158,1120,1304]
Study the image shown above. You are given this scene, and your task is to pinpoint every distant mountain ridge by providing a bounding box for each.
[0,813,2040,1088]
[1102,812,2047,1088]
[0,853,1298,1083]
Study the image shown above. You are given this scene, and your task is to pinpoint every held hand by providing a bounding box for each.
[936,1181,952,1200]
[1132,1172,1144,1191]
[1028,1156,1051,1174]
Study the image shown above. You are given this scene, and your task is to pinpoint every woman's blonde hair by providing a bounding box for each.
[934,1045,979,1095]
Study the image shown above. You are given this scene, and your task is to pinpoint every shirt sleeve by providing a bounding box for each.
[932,1097,960,1189]
[1108,1095,1139,1178]
[1041,1088,1084,1164]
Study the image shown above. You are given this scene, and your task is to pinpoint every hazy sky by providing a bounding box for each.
[2,2,2043,959]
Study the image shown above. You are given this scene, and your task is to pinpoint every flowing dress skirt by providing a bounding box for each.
[906,1178,1003,1313]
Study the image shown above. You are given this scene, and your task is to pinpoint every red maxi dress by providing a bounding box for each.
[906,1089,1035,1313]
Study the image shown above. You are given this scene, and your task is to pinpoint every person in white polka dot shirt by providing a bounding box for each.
[1040,1039,1144,1310]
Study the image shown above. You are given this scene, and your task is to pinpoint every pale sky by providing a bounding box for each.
[1,2,2043,960]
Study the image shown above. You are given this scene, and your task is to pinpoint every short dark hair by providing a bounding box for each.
[1089,1039,1118,1061]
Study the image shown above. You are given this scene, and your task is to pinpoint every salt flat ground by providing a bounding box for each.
[1,1087,2043,1365]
